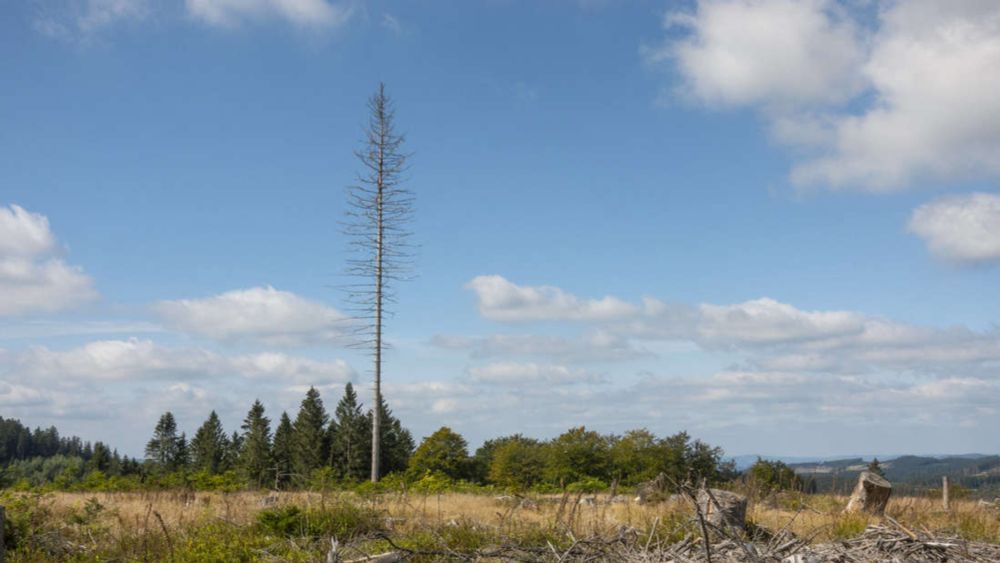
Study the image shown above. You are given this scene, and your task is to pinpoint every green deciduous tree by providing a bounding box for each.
[488,436,545,490]
[408,426,470,480]
[746,459,802,492]
[544,426,611,487]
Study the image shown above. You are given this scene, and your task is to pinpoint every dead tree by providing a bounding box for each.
[344,83,414,482]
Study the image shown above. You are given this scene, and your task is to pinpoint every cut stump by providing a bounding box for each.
[844,471,892,516]
[696,488,748,531]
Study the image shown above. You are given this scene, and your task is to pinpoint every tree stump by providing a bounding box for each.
[696,488,748,531]
[636,472,671,504]
[844,471,892,516]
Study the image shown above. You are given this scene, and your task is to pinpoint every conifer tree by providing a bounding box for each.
[191,411,227,474]
[145,412,179,469]
[88,441,112,473]
[344,84,414,482]
[292,387,329,481]
[272,411,294,488]
[329,383,369,480]
[174,433,190,470]
[367,395,414,477]
[240,400,272,487]
[223,431,241,471]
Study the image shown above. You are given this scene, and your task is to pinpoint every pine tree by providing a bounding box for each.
[145,412,179,470]
[272,411,294,489]
[292,387,329,482]
[191,411,227,474]
[329,383,369,481]
[240,400,272,487]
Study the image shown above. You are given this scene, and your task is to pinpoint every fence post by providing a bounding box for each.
[942,476,950,511]
[1,504,5,563]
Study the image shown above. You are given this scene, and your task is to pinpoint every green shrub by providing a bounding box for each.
[256,502,383,540]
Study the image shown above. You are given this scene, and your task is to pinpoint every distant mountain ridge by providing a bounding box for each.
[783,454,1000,495]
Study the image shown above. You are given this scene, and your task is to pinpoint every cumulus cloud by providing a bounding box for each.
[6,338,355,384]
[0,204,97,316]
[185,0,354,28]
[908,192,1000,264]
[661,0,864,108]
[465,275,638,322]
[463,276,1000,378]
[653,0,1000,192]
[156,286,349,346]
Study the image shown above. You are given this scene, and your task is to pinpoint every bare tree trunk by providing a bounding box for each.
[371,124,385,483]
[345,83,411,483]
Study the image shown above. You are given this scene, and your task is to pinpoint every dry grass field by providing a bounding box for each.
[4,488,1000,561]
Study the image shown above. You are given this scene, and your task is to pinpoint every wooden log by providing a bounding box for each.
[696,488,748,531]
[844,471,892,516]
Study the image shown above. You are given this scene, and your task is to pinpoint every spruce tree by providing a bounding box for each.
[88,441,112,473]
[272,411,294,488]
[145,412,179,470]
[240,400,272,487]
[329,383,369,481]
[191,411,227,474]
[223,431,242,471]
[292,387,329,482]
[174,433,190,470]
[366,395,414,477]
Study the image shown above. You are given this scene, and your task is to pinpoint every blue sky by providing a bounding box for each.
[3,0,1000,458]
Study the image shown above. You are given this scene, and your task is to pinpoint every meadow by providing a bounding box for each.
[4,487,999,561]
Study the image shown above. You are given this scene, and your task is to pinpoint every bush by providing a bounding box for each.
[256,502,383,539]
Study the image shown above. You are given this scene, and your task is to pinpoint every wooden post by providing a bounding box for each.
[1,504,5,563]
[942,476,950,511]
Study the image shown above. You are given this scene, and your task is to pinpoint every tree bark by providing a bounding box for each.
[844,471,892,516]
[696,488,747,531]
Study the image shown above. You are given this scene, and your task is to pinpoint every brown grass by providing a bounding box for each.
[39,489,1000,545]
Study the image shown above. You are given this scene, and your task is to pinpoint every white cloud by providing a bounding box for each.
[430,330,651,363]
[661,0,864,108]
[655,0,1000,192]
[33,0,149,40]
[463,276,1000,379]
[465,275,638,322]
[468,362,604,385]
[156,286,348,346]
[695,298,866,346]
[185,0,353,28]
[908,192,1000,264]
[7,338,355,384]
[0,204,97,316]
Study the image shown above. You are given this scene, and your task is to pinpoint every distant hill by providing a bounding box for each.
[789,455,1000,495]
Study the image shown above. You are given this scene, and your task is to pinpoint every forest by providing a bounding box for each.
[0,382,737,494]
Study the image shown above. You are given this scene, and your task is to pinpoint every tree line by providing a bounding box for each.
[143,383,413,488]
[2,384,741,492]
